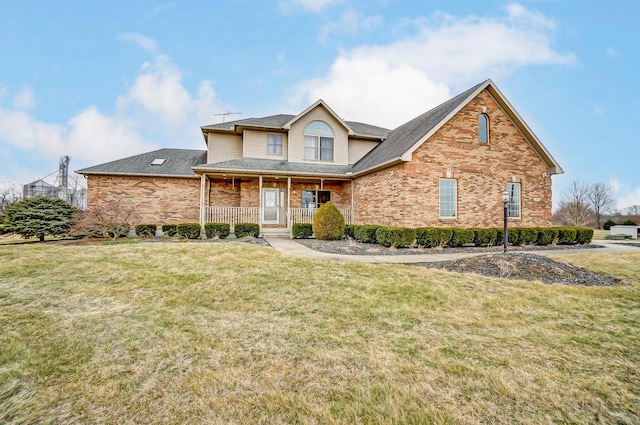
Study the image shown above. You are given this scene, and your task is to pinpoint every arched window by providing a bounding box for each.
[478,113,489,143]
[304,120,334,161]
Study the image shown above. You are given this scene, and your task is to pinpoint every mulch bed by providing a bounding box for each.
[295,238,602,256]
[412,253,617,286]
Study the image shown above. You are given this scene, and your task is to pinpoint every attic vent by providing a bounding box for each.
[150,158,166,165]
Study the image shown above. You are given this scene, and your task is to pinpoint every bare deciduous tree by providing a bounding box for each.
[69,200,139,240]
[587,183,616,229]
[558,180,593,227]
[0,185,22,216]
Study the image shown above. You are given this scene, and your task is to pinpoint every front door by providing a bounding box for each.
[263,188,279,224]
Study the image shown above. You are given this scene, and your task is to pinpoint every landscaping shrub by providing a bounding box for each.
[473,228,498,247]
[575,227,594,244]
[292,223,313,239]
[415,227,453,248]
[354,225,380,243]
[517,227,539,245]
[345,224,357,238]
[135,224,157,237]
[312,201,345,240]
[536,227,559,246]
[557,227,577,244]
[234,223,260,238]
[204,222,230,239]
[176,223,201,239]
[162,224,177,237]
[623,219,638,226]
[495,228,504,246]
[508,227,522,245]
[602,219,617,230]
[449,228,475,247]
[375,227,416,248]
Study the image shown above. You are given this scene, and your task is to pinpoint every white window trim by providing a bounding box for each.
[304,121,334,162]
[479,113,489,144]
[267,134,283,156]
[506,182,521,219]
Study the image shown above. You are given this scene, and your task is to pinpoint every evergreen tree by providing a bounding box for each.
[3,196,76,241]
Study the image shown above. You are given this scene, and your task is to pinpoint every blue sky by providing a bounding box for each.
[1,0,638,209]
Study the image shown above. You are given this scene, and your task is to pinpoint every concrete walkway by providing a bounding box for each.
[263,236,640,263]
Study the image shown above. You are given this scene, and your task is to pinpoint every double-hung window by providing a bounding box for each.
[304,121,334,161]
[267,134,283,155]
[506,182,521,218]
[439,178,457,218]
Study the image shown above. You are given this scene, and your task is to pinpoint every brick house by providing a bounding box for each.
[77,79,563,234]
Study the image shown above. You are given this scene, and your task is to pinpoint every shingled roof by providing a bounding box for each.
[193,158,352,177]
[76,149,206,178]
[201,114,390,140]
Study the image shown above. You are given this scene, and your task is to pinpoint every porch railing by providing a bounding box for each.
[288,208,354,225]
[203,206,260,228]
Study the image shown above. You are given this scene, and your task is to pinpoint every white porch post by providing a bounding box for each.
[287,177,291,234]
[199,174,206,233]
[258,175,263,228]
[351,179,355,225]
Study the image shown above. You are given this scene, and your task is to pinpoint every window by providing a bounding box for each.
[150,158,166,165]
[267,134,283,155]
[439,178,457,217]
[302,190,331,209]
[506,182,521,218]
[304,120,334,161]
[479,113,489,143]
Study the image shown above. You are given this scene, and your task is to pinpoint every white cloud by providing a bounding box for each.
[281,0,342,12]
[291,3,575,128]
[0,55,223,173]
[13,88,36,110]
[292,56,451,128]
[118,32,158,52]
[320,9,382,42]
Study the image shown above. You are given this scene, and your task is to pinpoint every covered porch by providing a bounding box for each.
[197,173,355,234]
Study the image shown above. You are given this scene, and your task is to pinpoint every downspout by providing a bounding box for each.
[351,179,355,225]
[259,175,263,230]
[287,177,291,237]
[199,174,206,238]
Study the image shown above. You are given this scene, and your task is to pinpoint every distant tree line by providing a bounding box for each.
[554,181,639,228]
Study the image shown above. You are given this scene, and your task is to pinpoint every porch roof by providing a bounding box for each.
[193,158,353,178]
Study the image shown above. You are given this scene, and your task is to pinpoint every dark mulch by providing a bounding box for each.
[295,238,602,256]
[412,253,618,286]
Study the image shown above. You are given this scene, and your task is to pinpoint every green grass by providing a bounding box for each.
[592,229,609,240]
[1,242,639,424]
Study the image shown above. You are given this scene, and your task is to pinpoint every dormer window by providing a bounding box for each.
[479,113,489,143]
[150,158,166,165]
[304,120,334,161]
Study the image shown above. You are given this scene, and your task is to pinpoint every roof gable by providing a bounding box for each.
[283,100,353,135]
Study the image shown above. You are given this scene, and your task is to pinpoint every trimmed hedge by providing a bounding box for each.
[345,224,357,239]
[536,227,559,246]
[557,227,577,244]
[495,228,504,246]
[354,225,381,243]
[508,227,522,245]
[576,227,594,244]
[375,227,416,248]
[204,222,230,239]
[161,224,177,237]
[474,228,498,247]
[135,224,157,237]
[516,227,538,245]
[449,229,475,247]
[235,223,260,238]
[415,227,453,248]
[292,223,313,239]
[176,223,201,239]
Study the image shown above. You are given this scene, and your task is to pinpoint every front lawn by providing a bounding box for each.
[1,243,638,424]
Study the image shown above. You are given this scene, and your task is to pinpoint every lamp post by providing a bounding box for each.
[501,190,509,253]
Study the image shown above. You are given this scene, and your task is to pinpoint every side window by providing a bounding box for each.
[301,190,331,208]
[506,182,521,218]
[439,178,457,218]
[479,113,489,143]
[267,134,283,155]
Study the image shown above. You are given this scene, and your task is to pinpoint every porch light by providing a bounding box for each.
[501,190,509,253]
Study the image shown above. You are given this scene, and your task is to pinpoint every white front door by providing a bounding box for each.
[263,188,279,223]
